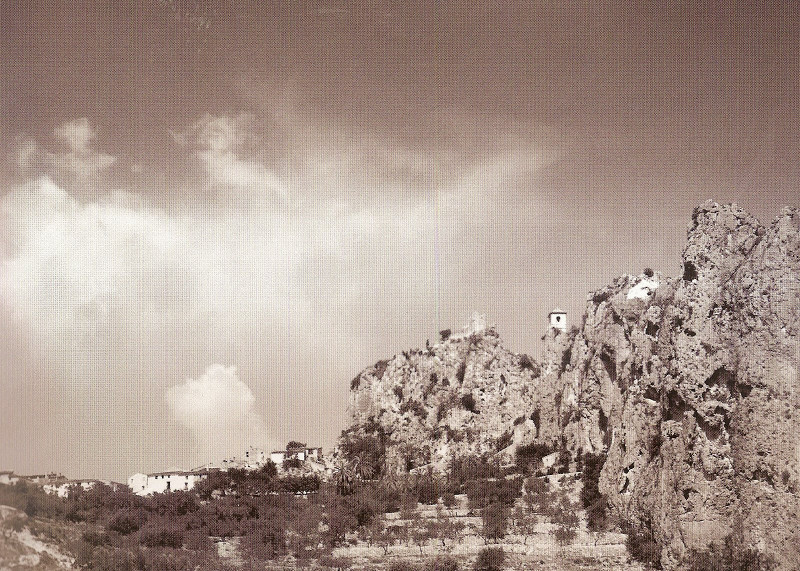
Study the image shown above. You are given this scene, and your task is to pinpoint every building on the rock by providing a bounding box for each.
[270,443,322,466]
[548,308,567,332]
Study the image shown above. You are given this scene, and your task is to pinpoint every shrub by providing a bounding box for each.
[389,561,418,571]
[350,375,361,390]
[440,329,452,342]
[684,536,777,571]
[429,555,460,571]
[441,491,457,509]
[89,547,137,571]
[644,267,654,278]
[495,431,513,451]
[394,386,404,400]
[400,399,427,418]
[474,547,505,570]
[461,393,477,413]
[649,431,663,460]
[81,530,111,546]
[139,525,184,548]
[283,457,304,470]
[581,452,608,531]
[623,523,661,569]
[515,442,551,472]
[374,360,390,379]
[319,555,352,569]
[519,354,540,375]
[416,476,439,505]
[481,502,507,543]
[107,509,146,535]
[465,477,523,510]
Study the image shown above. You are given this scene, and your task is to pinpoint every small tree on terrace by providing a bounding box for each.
[481,502,507,544]
[428,504,465,549]
[548,488,579,552]
[511,504,537,545]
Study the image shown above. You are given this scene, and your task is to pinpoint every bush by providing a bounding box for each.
[461,393,477,413]
[515,442,551,473]
[465,477,523,510]
[440,329,452,342]
[481,502,507,543]
[429,555,460,571]
[81,530,111,546]
[623,523,661,569]
[319,555,352,569]
[684,536,777,571]
[416,476,439,505]
[474,547,505,570]
[107,509,146,535]
[139,525,184,548]
[389,561,418,571]
[519,354,540,375]
[580,452,608,531]
[283,457,304,470]
[495,431,513,451]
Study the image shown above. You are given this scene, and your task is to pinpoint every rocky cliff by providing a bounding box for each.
[343,314,553,475]
[551,201,800,568]
[341,202,800,569]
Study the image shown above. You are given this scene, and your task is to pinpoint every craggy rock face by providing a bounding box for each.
[552,201,800,568]
[341,202,799,568]
[343,326,551,475]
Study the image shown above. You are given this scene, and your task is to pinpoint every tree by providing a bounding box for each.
[474,547,505,571]
[511,504,537,545]
[427,504,465,549]
[580,452,608,531]
[524,476,550,514]
[549,490,579,551]
[480,502,507,544]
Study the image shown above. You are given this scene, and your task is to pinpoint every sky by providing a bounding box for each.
[1,0,799,481]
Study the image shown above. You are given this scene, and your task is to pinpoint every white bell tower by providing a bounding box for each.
[548,308,567,332]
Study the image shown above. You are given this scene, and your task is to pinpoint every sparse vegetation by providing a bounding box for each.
[474,546,505,570]
[581,452,609,531]
[461,392,477,413]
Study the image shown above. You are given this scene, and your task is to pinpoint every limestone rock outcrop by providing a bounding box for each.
[343,316,553,475]
[551,201,800,568]
[341,202,800,568]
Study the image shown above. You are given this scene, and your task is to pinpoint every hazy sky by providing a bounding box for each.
[1,0,799,481]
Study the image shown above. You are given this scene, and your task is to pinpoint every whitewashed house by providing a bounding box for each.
[128,470,211,496]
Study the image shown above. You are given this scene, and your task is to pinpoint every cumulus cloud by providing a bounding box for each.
[165,364,271,463]
[173,113,286,203]
[13,118,117,180]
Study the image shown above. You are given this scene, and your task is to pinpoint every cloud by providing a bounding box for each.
[12,119,117,180]
[0,112,566,478]
[51,118,117,178]
[165,364,271,463]
[174,113,287,204]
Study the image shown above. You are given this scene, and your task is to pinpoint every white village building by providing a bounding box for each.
[128,470,213,496]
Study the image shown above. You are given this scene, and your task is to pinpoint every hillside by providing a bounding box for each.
[343,314,554,476]
[342,201,800,569]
